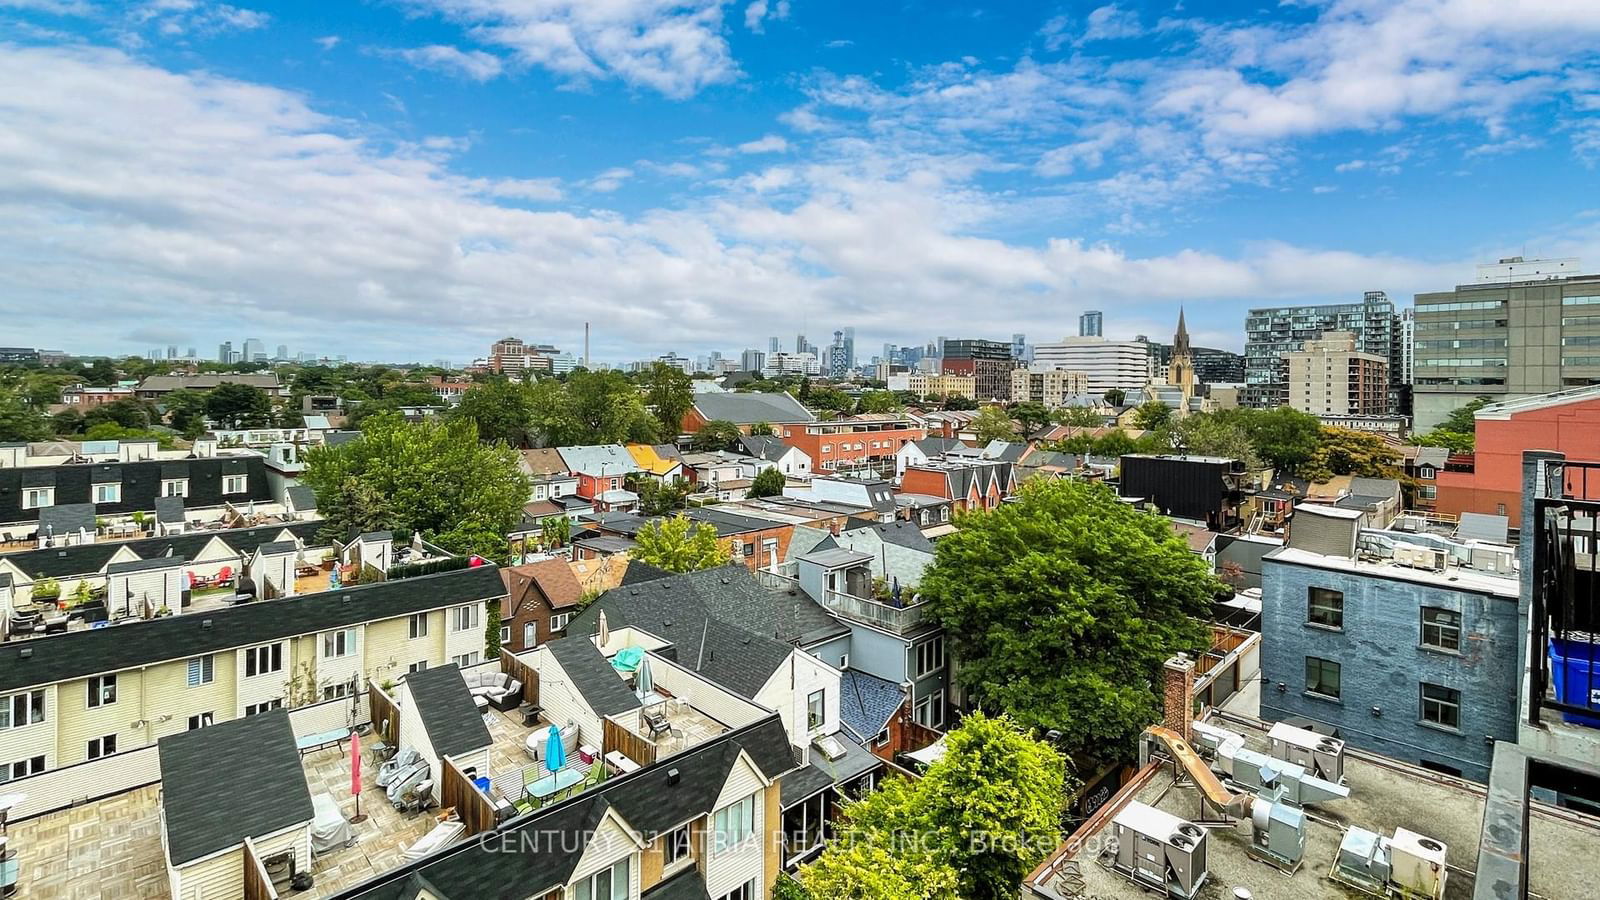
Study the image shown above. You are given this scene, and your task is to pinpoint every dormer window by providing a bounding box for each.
[162,478,189,498]
[22,488,53,510]
[573,856,629,900]
[223,474,248,494]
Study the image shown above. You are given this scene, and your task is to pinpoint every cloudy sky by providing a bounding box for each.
[3,0,1599,364]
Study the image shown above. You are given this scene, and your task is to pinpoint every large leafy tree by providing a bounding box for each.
[551,370,659,445]
[749,466,786,498]
[450,378,536,447]
[799,712,1067,900]
[0,392,49,441]
[1009,401,1052,433]
[970,405,1018,443]
[689,419,743,451]
[806,385,854,415]
[1440,396,1491,434]
[1131,400,1172,430]
[643,362,694,437]
[856,390,902,414]
[632,515,730,573]
[161,389,211,438]
[628,475,692,516]
[1175,411,1259,469]
[204,382,273,429]
[1241,406,1321,472]
[1102,388,1127,407]
[302,413,529,562]
[1304,426,1401,481]
[1415,395,1490,452]
[84,396,154,430]
[920,479,1215,760]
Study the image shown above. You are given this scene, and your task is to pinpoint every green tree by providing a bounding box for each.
[0,392,49,442]
[1009,401,1052,433]
[749,466,786,498]
[630,475,692,516]
[632,515,730,573]
[690,419,743,451]
[919,479,1215,760]
[856,391,902,414]
[941,394,978,411]
[643,362,694,437]
[161,389,211,438]
[1414,428,1474,453]
[84,397,153,430]
[1304,426,1401,482]
[562,370,660,445]
[1131,401,1172,430]
[82,358,118,387]
[302,414,529,563]
[204,382,274,429]
[485,595,502,659]
[1441,396,1491,434]
[1174,412,1259,469]
[970,405,1018,444]
[806,385,854,414]
[1242,406,1321,472]
[749,421,774,436]
[1103,388,1126,407]
[450,378,536,447]
[49,408,84,437]
[83,423,175,448]
[1053,406,1102,427]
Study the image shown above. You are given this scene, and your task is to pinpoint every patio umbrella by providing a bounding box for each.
[350,730,367,823]
[597,610,609,648]
[544,724,566,774]
[636,655,654,699]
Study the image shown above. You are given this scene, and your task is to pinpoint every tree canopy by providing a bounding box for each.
[798,711,1068,900]
[920,479,1215,761]
[970,405,1018,443]
[631,515,731,573]
[642,362,693,437]
[1009,401,1052,433]
[749,466,786,498]
[689,419,743,451]
[1414,395,1490,452]
[301,413,529,562]
[856,390,902,414]
[1302,426,1401,481]
[449,378,537,447]
[1240,406,1321,472]
[204,383,274,429]
[1131,400,1172,430]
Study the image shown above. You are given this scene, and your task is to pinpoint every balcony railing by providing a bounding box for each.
[819,588,928,633]
[1529,486,1600,729]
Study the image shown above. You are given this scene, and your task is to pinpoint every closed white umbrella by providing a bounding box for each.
[597,610,609,648]
[636,655,653,699]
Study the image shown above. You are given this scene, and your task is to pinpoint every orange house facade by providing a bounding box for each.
[899,461,1014,513]
[1435,387,1600,527]
[778,419,927,476]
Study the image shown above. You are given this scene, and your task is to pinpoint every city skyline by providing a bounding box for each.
[4,4,1600,362]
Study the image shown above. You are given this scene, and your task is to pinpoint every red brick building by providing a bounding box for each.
[1435,386,1600,526]
[499,559,584,652]
[777,416,926,477]
[899,460,1014,512]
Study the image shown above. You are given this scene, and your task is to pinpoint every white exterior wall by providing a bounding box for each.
[644,654,768,729]
[754,651,840,745]
[704,754,767,899]
[529,647,601,746]
[565,811,641,899]
[171,846,244,900]
[316,625,365,697]
[397,681,441,784]
[0,683,58,774]
[253,822,313,887]
[108,567,184,615]
[443,601,486,665]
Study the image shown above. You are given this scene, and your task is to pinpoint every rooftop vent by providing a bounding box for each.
[666,768,679,785]
[18,648,31,659]
[201,618,212,629]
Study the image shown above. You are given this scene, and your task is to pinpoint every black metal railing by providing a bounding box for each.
[1529,488,1600,728]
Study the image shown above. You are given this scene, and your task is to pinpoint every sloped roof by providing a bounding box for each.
[501,558,585,617]
[544,636,643,716]
[737,434,794,461]
[841,518,935,553]
[692,392,814,425]
[1,520,322,581]
[518,448,570,476]
[839,669,904,744]
[37,503,96,536]
[556,444,641,476]
[626,443,683,477]
[405,664,493,758]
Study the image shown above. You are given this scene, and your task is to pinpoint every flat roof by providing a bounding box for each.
[1026,713,1600,900]
[1265,545,1519,599]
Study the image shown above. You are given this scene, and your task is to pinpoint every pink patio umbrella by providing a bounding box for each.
[350,730,367,823]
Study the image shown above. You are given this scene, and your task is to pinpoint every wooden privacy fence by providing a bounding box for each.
[502,650,540,707]
[368,681,399,746]
[602,716,657,768]
[242,837,278,900]
[441,758,498,836]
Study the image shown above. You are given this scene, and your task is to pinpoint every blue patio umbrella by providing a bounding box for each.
[544,724,565,773]
[636,655,654,699]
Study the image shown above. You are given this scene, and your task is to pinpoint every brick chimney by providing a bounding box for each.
[1162,653,1196,744]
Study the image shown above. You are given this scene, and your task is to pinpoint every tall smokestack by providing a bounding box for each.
[584,322,590,370]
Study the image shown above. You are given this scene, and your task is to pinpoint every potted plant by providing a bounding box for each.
[131,510,148,533]
[31,577,61,605]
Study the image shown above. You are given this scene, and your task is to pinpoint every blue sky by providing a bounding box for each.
[2,0,1599,364]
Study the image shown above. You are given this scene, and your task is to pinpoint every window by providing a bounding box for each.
[821,444,832,453]
[574,856,629,900]
[717,880,759,900]
[452,652,480,668]
[245,699,283,716]
[713,793,757,853]
[1418,484,1437,500]
[1307,587,1344,629]
[161,478,189,498]
[523,622,536,648]
[408,661,429,674]
[550,612,571,633]
[1305,657,1341,699]
[93,483,121,504]
[322,628,356,658]
[22,488,53,510]
[86,674,117,708]
[222,474,248,494]
[244,643,283,677]
[914,689,945,728]
[913,636,945,678]
[742,542,755,557]
[451,604,480,632]
[499,625,510,644]
[188,712,214,730]
[2,756,44,782]
[807,689,825,731]
[322,683,350,701]
[0,690,45,729]
[187,655,214,686]
[87,734,117,760]
[873,729,890,748]
[663,823,691,867]
[408,613,430,639]
[1420,683,1461,730]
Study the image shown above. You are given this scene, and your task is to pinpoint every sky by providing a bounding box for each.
[2,1,1599,365]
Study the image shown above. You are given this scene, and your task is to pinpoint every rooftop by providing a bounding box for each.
[1025,713,1600,900]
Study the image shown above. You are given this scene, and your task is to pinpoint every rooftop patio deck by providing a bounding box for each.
[8,784,167,900]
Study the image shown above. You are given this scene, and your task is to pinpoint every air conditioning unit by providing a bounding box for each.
[1393,545,1446,572]
[1467,544,1516,575]
[1389,828,1448,900]
[1110,801,1209,900]
[1333,825,1392,893]
[1268,722,1345,785]
[1248,793,1306,871]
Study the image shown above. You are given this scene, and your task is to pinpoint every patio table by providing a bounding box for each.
[524,766,585,802]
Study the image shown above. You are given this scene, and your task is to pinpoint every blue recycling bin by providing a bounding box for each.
[1549,637,1600,727]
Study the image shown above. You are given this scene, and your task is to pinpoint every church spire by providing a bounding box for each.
[1174,306,1191,356]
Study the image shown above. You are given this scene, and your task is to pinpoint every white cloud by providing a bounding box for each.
[127,0,269,37]
[391,44,504,81]
[416,0,741,98]
[736,134,788,153]
[586,167,634,192]
[315,35,340,50]
[743,0,788,33]
[1312,185,1337,193]
[1078,5,1142,45]
[823,39,852,49]
[486,177,563,201]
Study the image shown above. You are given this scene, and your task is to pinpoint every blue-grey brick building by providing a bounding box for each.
[1259,505,1521,782]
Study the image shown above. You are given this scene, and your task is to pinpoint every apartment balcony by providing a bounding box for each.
[818,588,928,634]
[1528,465,1600,742]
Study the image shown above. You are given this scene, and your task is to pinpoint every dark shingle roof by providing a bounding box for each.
[285,485,317,511]
[779,761,835,806]
[0,564,505,693]
[255,540,297,556]
[841,518,935,553]
[692,392,814,425]
[0,521,321,581]
[36,503,97,536]
[158,709,314,865]
[330,715,796,900]
[642,867,712,900]
[154,496,186,524]
[405,664,493,758]
[544,637,642,716]
[0,455,274,526]
[106,555,186,575]
[736,434,791,461]
[620,561,675,586]
[838,670,905,744]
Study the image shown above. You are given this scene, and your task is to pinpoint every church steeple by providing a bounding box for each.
[1168,306,1195,397]
[1174,306,1191,357]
